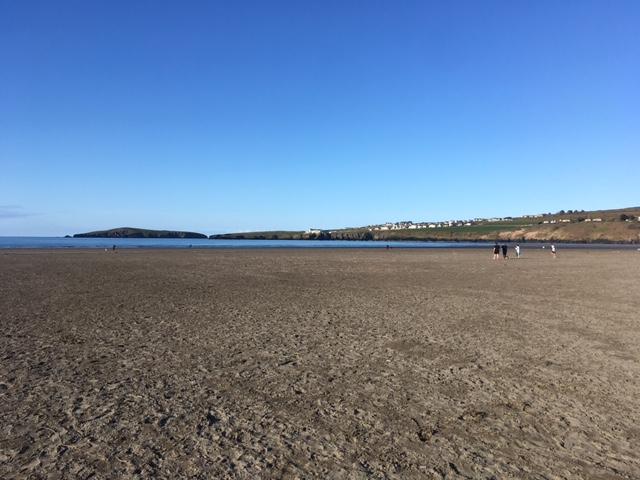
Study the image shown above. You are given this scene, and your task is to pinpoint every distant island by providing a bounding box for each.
[74,227,208,239]
[212,207,640,244]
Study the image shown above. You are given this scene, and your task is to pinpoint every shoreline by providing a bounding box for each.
[1,238,639,250]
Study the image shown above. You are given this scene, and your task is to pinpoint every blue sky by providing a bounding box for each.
[1,1,638,235]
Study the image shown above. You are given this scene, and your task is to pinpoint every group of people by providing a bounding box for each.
[492,243,556,259]
[493,243,520,259]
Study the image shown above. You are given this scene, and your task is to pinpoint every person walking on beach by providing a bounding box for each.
[551,244,556,258]
[515,244,521,258]
[502,244,508,259]
[493,243,500,260]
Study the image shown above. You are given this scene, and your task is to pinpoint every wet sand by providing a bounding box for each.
[1,248,639,479]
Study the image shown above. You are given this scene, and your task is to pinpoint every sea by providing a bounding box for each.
[0,237,637,250]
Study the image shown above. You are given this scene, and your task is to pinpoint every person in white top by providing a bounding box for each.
[550,244,556,258]
[515,244,521,258]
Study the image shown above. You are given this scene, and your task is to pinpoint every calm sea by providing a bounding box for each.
[0,237,636,250]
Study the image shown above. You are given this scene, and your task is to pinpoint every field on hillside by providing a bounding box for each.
[214,207,640,243]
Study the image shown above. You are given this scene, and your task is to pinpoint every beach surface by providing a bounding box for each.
[1,248,639,479]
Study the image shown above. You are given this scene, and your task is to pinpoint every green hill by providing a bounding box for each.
[74,227,207,239]
[212,207,640,244]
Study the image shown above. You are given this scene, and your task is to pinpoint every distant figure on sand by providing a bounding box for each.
[502,244,508,259]
[493,243,500,260]
[515,244,521,258]
[551,244,556,258]
[112,244,116,251]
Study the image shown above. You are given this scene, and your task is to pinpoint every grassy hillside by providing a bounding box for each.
[213,207,640,244]
[211,230,306,240]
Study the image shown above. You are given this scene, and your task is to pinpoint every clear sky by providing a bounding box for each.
[1,1,639,236]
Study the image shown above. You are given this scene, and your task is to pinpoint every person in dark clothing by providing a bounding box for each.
[493,243,500,260]
[502,244,508,259]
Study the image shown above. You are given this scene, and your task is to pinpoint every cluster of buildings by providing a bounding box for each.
[542,218,574,224]
[368,218,490,231]
[542,218,602,224]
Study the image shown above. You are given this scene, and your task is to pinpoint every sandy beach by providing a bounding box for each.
[1,248,639,479]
